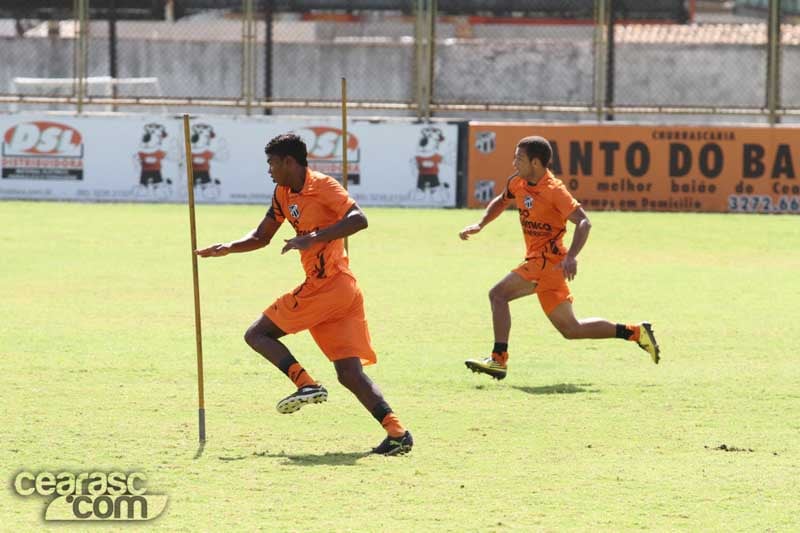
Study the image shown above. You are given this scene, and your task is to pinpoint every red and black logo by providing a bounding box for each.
[295,126,361,185]
[2,121,84,180]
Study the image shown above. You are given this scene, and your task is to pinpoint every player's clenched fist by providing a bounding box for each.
[459,223,482,240]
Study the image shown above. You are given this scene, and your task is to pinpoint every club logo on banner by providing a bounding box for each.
[296,126,361,185]
[2,121,84,180]
[475,131,496,154]
[474,179,495,203]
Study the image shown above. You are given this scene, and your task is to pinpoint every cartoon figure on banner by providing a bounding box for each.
[189,123,228,200]
[132,122,175,199]
[410,126,450,203]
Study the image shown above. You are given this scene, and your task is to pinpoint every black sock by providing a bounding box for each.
[615,324,633,340]
[276,354,300,376]
[493,342,508,354]
[370,401,392,423]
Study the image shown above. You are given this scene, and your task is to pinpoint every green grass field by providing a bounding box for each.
[2,201,799,531]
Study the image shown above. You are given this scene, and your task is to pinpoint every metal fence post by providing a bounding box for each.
[109,0,118,111]
[73,0,89,114]
[415,0,434,120]
[80,0,89,114]
[766,0,782,125]
[605,0,615,121]
[242,0,257,116]
[593,0,608,122]
[415,0,425,120]
[73,0,79,111]
[427,0,437,119]
[263,0,273,115]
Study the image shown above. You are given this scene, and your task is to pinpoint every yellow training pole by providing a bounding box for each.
[341,77,349,253]
[183,113,206,443]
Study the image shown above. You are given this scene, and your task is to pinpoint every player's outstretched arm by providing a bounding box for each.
[196,214,281,258]
[281,204,367,254]
[459,193,509,240]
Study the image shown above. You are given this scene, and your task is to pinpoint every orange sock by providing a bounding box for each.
[287,362,317,389]
[628,324,641,342]
[380,413,406,438]
[492,351,508,365]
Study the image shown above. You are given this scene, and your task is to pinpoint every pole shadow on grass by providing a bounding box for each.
[512,383,599,395]
[193,441,206,460]
[219,450,371,466]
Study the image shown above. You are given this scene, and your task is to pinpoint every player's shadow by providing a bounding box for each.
[218,450,370,466]
[512,383,599,395]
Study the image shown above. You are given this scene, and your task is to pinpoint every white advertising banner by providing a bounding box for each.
[0,114,458,207]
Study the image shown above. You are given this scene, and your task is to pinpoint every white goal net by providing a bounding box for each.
[9,76,165,112]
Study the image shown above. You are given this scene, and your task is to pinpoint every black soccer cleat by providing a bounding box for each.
[275,384,328,414]
[372,431,414,456]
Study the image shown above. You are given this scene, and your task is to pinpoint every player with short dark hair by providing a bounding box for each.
[265,133,309,167]
[459,135,660,380]
[196,133,412,455]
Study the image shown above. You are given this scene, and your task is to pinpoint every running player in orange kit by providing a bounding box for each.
[196,133,412,455]
[459,136,660,380]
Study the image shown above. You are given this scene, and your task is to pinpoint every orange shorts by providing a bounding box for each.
[264,272,376,366]
[512,255,573,315]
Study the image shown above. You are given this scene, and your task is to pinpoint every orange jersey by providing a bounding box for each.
[416,154,442,175]
[138,150,166,171]
[504,170,580,260]
[191,150,213,172]
[268,168,356,282]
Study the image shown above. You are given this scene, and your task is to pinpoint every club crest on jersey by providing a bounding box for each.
[289,204,300,219]
[524,196,534,209]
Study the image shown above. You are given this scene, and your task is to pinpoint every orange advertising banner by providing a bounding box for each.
[468,123,800,213]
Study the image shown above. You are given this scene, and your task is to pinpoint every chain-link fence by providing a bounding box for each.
[432,15,597,107]
[612,10,768,109]
[0,0,798,122]
[1,3,77,112]
[262,14,417,103]
[779,2,800,111]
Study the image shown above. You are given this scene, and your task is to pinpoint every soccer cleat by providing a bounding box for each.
[276,384,328,414]
[637,322,661,364]
[372,431,414,456]
[464,356,508,380]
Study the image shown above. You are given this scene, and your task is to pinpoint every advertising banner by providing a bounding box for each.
[0,115,458,207]
[468,123,800,213]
